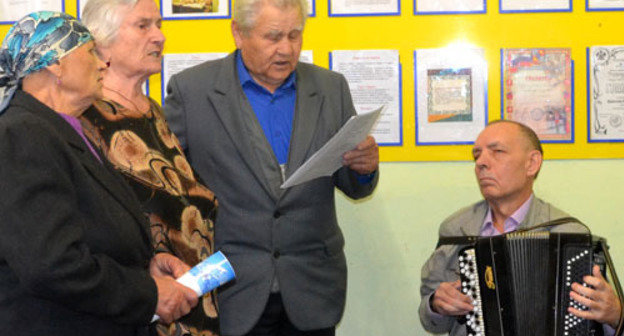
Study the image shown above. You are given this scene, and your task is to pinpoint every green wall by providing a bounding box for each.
[335,160,624,335]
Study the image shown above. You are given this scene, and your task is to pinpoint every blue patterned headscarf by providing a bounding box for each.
[0,11,93,112]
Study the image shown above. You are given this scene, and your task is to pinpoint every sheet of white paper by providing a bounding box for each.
[306,0,315,14]
[500,0,569,11]
[299,50,314,64]
[587,0,624,9]
[162,52,229,98]
[415,0,484,12]
[330,0,398,14]
[280,106,382,189]
[331,50,401,145]
[0,0,62,22]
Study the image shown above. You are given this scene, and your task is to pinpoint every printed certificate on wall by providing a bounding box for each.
[500,0,570,12]
[330,50,401,145]
[299,50,314,64]
[329,0,400,16]
[587,0,624,10]
[0,0,63,23]
[588,46,624,141]
[502,48,573,142]
[414,0,485,14]
[307,0,316,15]
[160,0,230,19]
[414,47,487,145]
[161,52,228,100]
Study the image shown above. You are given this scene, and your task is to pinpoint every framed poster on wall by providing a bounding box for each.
[586,0,624,10]
[414,47,488,145]
[329,0,400,16]
[501,48,574,142]
[160,0,230,20]
[330,49,402,145]
[1,0,64,24]
[499,0,571,12]
[414,0,485,14]
[587,46,624,142]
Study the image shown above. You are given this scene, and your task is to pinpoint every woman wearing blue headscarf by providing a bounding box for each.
[0,12,198,335]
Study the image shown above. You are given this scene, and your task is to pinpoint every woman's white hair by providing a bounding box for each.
[233,0,308,34]
[81,0,139,47]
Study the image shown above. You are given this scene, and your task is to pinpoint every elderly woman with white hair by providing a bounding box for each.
[80,1,221,335]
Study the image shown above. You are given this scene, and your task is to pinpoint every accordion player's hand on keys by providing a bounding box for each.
[569,264,622,329]
[431,279,474,317]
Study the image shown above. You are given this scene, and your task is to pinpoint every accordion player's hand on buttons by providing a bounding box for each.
[431,280,474,316]
[568,265,622,329]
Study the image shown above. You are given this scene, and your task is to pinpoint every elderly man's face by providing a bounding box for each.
[472,123,540,203]
[232,3,303,93]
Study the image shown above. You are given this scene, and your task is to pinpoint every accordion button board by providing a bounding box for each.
[459,248,486,336]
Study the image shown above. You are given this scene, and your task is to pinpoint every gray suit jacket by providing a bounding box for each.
[164,52,378,336]
[419,196,585,336]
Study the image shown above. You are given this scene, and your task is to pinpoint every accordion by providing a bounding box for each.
[457,231,604,336]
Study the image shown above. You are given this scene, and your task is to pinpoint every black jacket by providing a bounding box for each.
[0,91,157,335]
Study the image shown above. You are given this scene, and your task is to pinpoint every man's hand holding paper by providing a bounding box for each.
[342,135,379,175]
[281,106,382,188]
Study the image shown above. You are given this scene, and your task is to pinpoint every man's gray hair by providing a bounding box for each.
[81,0,139,47]
[233,0,308,34]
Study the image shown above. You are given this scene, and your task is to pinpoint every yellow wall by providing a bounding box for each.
[3,0,623,161]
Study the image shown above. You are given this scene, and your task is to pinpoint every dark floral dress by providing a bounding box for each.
[81,98,220,336]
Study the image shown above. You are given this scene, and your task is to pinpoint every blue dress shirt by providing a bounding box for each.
[236,50,375,184]
[236,51,296,165]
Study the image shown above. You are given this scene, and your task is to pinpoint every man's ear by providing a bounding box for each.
[526,150,543,178]
[231,21,243,49]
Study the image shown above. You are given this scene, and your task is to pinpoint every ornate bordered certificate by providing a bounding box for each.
[330,50,402,145]
[0,0,63,23]
[415,47,487,145]
[427,68,473,122]
[588,46,624,141]
[500,0,570,12]
[502,48,573,142]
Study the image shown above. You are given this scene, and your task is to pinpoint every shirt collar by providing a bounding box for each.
[235,49,296,93]
[482,194,534,234]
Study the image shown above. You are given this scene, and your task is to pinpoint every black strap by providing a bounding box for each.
[435,217,587,249]
[435,236,480,249]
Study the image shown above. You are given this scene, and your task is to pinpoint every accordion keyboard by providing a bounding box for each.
[561,247,593,336]
[458,248,485,336]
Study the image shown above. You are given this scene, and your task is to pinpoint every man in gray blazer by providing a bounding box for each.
[163,0,379,335]
[419,120,621,335]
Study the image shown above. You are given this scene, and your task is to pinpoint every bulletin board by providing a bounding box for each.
[1,0,623,161]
